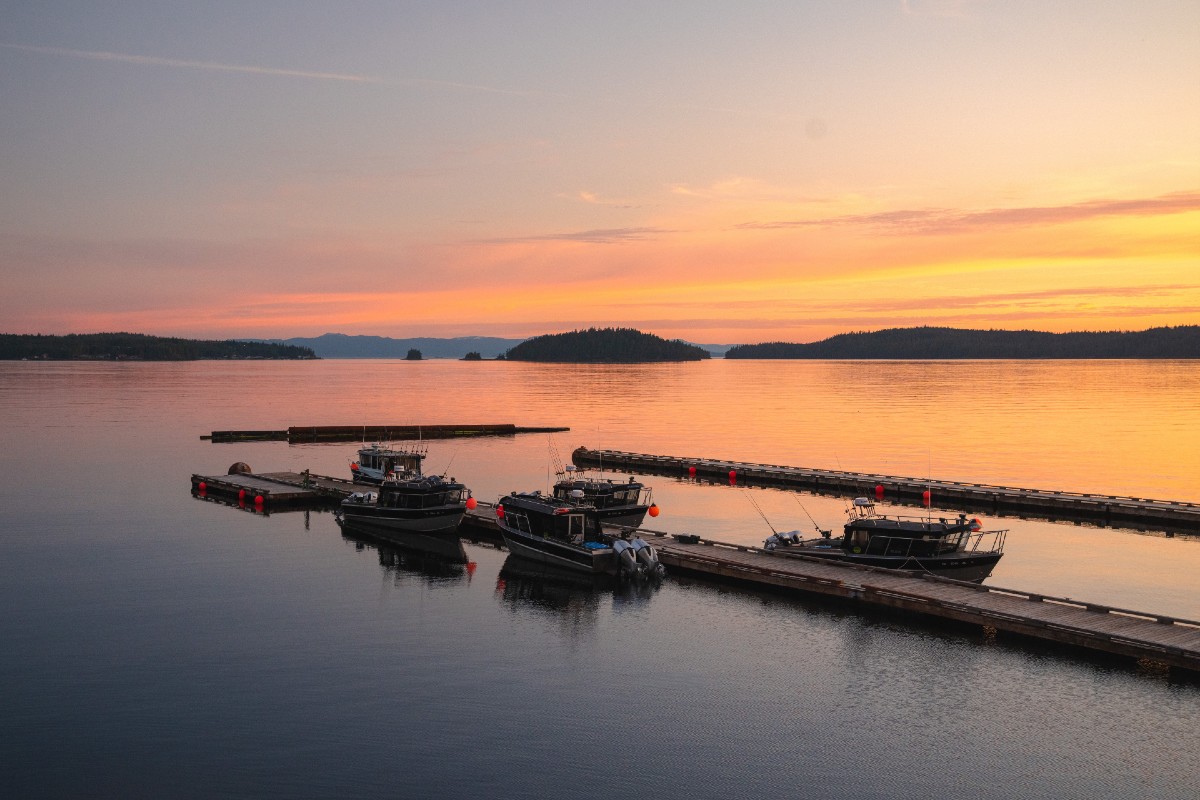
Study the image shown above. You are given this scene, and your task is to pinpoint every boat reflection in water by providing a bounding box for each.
[496,554,661,619]
[338,517,471,580]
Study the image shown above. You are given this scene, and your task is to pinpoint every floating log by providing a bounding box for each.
[203,423,569,443]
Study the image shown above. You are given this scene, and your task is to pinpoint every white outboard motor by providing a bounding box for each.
[764,534,779,551]
[631,537,665,577]
[782,530,802,544]
[612,539,640,575]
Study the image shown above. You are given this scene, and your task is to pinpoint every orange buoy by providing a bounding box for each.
[466,497,478,510]
[648,504,660,517]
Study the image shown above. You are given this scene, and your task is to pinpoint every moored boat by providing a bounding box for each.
[350,442,427,485]
[338,472,472,536]
[495,490,665,578]
[764,496,1006,582]
[552,465,656,528]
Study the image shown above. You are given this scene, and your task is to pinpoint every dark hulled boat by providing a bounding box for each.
[495,490,664,578]
[338,473,472,536]
[764,497,1006,582]
[551,466,655,528]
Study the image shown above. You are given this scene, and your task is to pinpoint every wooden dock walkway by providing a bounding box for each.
[191,471,357,509]
[642,532,1200,673]
[189,469,1200,673]
[203,423,569,443]
[572,447,1200,533]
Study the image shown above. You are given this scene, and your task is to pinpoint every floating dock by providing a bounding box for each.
[571,447,1200,533]
[203,423,568,444]
[189,469,1200,674]
[460,512,1200,674]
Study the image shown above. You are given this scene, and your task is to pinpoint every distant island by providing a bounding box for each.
[505,327,711,362]
[725,326,1200,359]
[1,333,316,361]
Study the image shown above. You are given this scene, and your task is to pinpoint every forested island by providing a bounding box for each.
[725,326,1200,359]
[505,327,710,362]
[1,333,316,360]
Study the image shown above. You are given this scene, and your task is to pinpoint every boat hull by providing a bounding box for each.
[339,520,469,563]
[499,525,615,575]
[339,505,466,536]
[787,546,1002,582]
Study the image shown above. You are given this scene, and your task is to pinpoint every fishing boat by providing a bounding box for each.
[350,442,427,485]
[337,472,472,535]
[551,465,657,528]
[495,489,665,578]
[763,497,1006,582]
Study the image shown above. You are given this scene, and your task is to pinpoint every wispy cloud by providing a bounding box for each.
[736,191,1200,235]
[478,227,674,245]
[1,43,553,96]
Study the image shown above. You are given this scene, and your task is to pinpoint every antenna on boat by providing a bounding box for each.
[743,491,778,535]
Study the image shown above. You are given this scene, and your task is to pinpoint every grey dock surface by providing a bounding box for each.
[190,470,1200,673]
[461,510,1200,674]
[572,447,1200,532]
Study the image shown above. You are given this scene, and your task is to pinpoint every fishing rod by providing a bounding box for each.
[792,495,832,538]
[743,491,778,535]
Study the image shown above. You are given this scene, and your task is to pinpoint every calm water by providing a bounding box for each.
[1,360,1198,799]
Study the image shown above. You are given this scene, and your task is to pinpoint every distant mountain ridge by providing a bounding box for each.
[254,333,525,359]
[725,326,1200,359]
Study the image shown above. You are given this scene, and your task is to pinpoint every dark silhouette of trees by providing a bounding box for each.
[724,326,1200,359]
[505,327,710,362]
[0,333,316,360]
[405,348,423,360]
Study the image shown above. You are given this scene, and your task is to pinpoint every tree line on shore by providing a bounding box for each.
[725,326,1200,359]
[0,333,316,360]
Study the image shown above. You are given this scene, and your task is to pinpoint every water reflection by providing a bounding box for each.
[495,554,662,622]
[338,519,470,581]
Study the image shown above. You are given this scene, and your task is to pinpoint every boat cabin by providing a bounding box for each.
[378,479,465,509]
[499,492,607,545]
[355,443,425,479]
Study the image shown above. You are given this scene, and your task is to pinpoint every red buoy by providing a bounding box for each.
[921,489,931,507]
[648,504,660,518]
[875,484,884,500]
[198,481,207,492]
[728,470,737,481]
[254,495,264,506]
[496,505,505,518]
[466,497,478,510]
[238,488,247,501]
[688,466,697,477]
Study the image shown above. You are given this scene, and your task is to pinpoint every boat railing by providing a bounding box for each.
[867,527,1007,557]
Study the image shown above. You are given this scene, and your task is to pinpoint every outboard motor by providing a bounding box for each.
[782,530,802,544]
[631,537,665,578]
[612,539,640,576]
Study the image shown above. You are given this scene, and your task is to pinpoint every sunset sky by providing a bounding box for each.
[2,1,1197,344]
